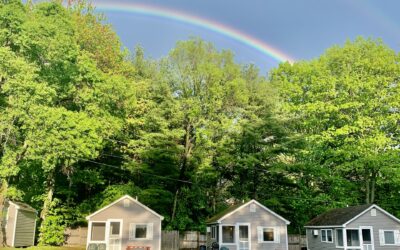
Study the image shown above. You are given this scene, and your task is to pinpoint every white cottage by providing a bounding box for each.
[206,199,290,250]
[86,195,164,250]
[305,204,400,250]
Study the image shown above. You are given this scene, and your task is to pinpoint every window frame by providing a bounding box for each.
[129,223,153,240]
[258,226,279,243]
[320,229,333,243]
[335,228,344,247]
[345,228,361,247]
[220,224,236,244]
[382,230,397,246]
[211,226,217,239]
[88,221,107,244]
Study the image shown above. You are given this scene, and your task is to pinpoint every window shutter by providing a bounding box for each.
[395,230,400,245]
[257,227,263,243]
[379,230,384,246]
[147,223,154,240]
[129,223,135,240]
[274,227,280,243]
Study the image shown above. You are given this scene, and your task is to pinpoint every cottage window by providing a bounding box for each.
[263,228,274,242]
[211,226,217,239]
[110,222,121,236]
[90,222,106,241]
[257,227,280,243]
[129,223,153,240]
[346,229,360,246]
[222,225,235,243]
[336,229,344,247]
[379,230,400,245]
[321,229,333,243]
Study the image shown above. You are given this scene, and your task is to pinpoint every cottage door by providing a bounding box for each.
[237,224,250,250]
[107,220,122,250]
[360,227,374,250]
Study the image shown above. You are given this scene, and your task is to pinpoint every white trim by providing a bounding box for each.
[106,219,123,250]
[344,204,400,226]
[360,226,374,250]
[8,201,37,213]
[285,226,289,250]
[381,229,399,246]
[220,224,236,245]
[159,221,162,250]
[87,220,107,249]
[306,230,309,250]
[12,207,18,247]
[86,195,164,220]
[236,223,251,250]
[32,218,36,246]
[321,229,333,243]
[258,226,280,243]
[217,200,290,224]
[335,228,344,248]
[345,228,362,249]
[129,223,153,240]
[305,225,344,228]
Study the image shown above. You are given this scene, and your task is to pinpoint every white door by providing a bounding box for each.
[361,227,374,250]
[238,224,250,250]
[107,220,122,250]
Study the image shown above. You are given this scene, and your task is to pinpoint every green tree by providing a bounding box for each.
[271,38,400,206]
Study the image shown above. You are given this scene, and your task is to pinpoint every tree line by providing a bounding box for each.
[1,0,400,245]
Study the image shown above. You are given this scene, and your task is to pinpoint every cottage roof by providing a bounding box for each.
[305,204,400,227]
[85,194,164,220]
[9,201,37,213]
[206,199,290,225]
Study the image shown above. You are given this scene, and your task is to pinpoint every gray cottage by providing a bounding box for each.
[305,204,400,250]
[0,200,37,247]
[206,199,290,250]
[86,195,164,250]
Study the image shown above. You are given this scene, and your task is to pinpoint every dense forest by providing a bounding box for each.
[1,0,400,245]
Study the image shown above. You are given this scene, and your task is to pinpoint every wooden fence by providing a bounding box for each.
[64,227,88,246]
[65,227,306,250]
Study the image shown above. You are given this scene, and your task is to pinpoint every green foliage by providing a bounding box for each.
[38,199,69,246]
[2,0,400,241]
[272,37,400,208]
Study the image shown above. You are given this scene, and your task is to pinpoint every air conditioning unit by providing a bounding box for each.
[313,230,319,236]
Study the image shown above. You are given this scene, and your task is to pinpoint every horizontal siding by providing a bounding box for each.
[306,228,338,250]
[348,207,400,250]
[89,198,162,250]
[307,207,400,250]
[14,210,36,247]
[220,202,288,250]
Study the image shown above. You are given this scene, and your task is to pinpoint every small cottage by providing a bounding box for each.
[86,195,164,250]
[0,200,37,247]
[305,204,400,250]
[206,199,290,250]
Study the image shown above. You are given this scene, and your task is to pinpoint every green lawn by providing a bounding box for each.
[3,246,85,250]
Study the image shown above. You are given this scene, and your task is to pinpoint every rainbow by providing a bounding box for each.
[94,1,295,63]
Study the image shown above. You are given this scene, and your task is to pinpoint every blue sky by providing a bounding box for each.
[93,0,400,74]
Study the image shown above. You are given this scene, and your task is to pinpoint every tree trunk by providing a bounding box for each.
[40,170,55,220]
[0,180,8,247]
[171,121,193,223]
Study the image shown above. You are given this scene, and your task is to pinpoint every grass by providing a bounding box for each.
[3,246,85,250]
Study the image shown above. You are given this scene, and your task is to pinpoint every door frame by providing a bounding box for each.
[106,219,123,250]
[360,226,374,250]
[236,223,251,250]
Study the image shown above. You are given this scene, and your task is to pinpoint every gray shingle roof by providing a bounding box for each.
[306,204,372,227]
[206,202,245,224]
[10,201,37,213]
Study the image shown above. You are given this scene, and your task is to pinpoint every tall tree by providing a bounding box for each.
[271,38,400,205]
